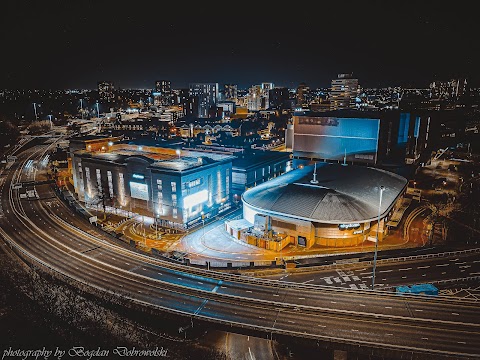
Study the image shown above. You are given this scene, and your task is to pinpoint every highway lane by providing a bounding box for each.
[261,254,480,289]
[14,180,480,330]
[1,140,480,358]
[25,188,480,329]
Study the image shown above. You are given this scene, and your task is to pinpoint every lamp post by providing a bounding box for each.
[201,211,205,238]
[371,185,385,290]
[96,101,100,119]
[33,103,38,121]
[80,99,84,119]
[48,115,53,129]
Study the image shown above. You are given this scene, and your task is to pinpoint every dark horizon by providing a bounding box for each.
[1,1,478,90]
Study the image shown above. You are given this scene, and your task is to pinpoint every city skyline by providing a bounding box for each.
[1,1,478,90]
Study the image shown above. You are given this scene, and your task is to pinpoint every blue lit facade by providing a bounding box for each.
[71,143,234,229]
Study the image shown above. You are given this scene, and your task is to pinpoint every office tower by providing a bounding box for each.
[98,81,115,101]
[269,87,290,110]
[261,82,274,109]
[189,83,219,118]
[154,80,173,106]
[296,82,310,106]
[329,73,358,110]
[224,84,238,102]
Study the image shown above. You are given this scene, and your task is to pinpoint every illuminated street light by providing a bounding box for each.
[371,185,385,290]
[96,101,100,118]
[80,98,84,119]
[33,103,38,121]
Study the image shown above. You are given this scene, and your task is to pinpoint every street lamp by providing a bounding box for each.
[48,115,53,129]
[371,185,385,290]
[96,101,100,119]
[33,103,38,121]
[80,99,84,119]
[201,211,205,238]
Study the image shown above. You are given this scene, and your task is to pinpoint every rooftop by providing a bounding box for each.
[74,144,235,172]
[242,163,407,224]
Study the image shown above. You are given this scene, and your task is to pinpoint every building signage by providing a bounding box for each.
[132,173,144,180]
[130,181,149,201]
[338,223,361,230]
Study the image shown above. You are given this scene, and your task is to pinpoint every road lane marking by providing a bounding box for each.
[318,325,326,327]
[422,337,428,340]
[458,341,466,344]
[415,309,423,312]
[359,304,365,307]
[386,333,393,336]
[399,268,412,271]
[248,347,254,360]
[298,297,305,300]
[436,264,449,267]
[273,294,279,297]
[379,270,393,273]
[417,266,430,269]
[385,306,392,309]
[452,313,460,316]
[246,290,252,293]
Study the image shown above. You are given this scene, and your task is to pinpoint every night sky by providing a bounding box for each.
[1,1,478,90]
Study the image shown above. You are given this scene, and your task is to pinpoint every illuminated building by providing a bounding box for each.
[98,81,115,101]
[223,84,238,102]
[154,80,173,106]
[231,163,407,250]
[330,73,358,110]
[296,82,310,106]
[70,139,234,229]
[286,110,419,166]
[188,83,219,118]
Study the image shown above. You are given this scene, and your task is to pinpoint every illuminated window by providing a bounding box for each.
[173,207,177,218]
[172,193,177,206]
[171,181,177,193]
[226,169,230,196]
[107,171,114,199]
[96,168,101,186]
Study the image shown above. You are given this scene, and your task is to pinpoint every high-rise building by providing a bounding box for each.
[269,87,290,110]
[296,82,310,106]
[329,73,358,110]
[98,81,115,101]
[189,83,219,118]
[154,80,173,106]
[223,84,238,102]
[429,78,468,100]
[261,82,274,109]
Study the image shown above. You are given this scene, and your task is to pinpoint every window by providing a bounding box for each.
[171,181,177,193]
[226,169,230,196]
[157,179,162,190]
[183,178,201,189]
[173,207,177,218]
[107,171,114,199]
[96,168,101,186]
[172,193,177,206]
[85,167,90,181]
[119,173,124,189]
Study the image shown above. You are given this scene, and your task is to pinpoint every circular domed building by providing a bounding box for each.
[240,163,407,249]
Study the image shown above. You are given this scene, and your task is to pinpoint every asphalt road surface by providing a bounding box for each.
[0,138,479,359]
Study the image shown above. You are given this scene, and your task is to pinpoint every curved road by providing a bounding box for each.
[0,138,479,359]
